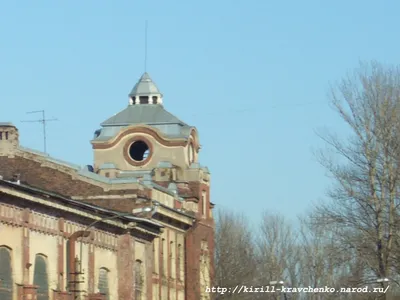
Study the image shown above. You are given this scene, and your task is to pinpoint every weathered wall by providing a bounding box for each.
[94,132,186,171]
[0,122,215,300]
[151,225,186,300]
[0,200,124,300]
[0,155,137,196]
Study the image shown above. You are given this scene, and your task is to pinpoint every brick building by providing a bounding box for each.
[0,73,215,300]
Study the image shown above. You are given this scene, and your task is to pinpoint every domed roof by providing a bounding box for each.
[129,72,162,97]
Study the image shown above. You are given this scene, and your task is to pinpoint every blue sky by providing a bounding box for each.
[1,1,399,223]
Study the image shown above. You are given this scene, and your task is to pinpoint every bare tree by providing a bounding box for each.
[214,210,257,300]
[255,212,300,300]
[297,215,366,300]
[313,61,400,299]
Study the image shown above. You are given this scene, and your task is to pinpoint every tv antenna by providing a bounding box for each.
[144,20,148,72]
[21,110,58,154]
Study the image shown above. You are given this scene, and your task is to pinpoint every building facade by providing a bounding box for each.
[0,73,214,300]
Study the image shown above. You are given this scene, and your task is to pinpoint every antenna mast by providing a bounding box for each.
[144,20,148,72]
[21,110,58,154]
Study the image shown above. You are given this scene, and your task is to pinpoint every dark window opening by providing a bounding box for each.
[152,96,158,104]
[33,255,49,300]
[139,96,149,104]
[98,268,110,300]
[0,247,13,300]
[94,130,101,138]
[5,132,8,140]
[0,132,2,140]
[129,141,150,161]
[105,172,110,178]
[135,260,143,300]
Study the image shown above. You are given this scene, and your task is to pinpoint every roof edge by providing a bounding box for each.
[0,179,163,229]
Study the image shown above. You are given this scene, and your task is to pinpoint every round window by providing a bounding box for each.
[129,140,150,161]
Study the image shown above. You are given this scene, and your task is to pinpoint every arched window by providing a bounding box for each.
[33,254,49,300]
[98,268,110,300]
[134,260,143,300]
[0,246,13,300]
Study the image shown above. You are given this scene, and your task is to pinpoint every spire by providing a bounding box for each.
[128,73,163,105]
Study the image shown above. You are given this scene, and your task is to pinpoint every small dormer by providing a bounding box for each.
[128,72,163,105]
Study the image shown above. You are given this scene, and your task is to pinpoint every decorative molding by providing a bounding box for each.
[0,187,129,230]
[123,136,154,167]
[92,126,192,150]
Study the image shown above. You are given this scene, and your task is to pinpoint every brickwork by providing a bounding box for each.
[117,234,135,300]
[0,156,103,196]
[78,197,152,214]
[144,242,153,300]
[22,284,38,300]
[53,291,72,300]
[0,155,153,214]
[0,155,152,198]
[0,187,162,300]
[0,112,215,300]
[185,222,214,300]
[185,181,215,300]
[88,293,105,300]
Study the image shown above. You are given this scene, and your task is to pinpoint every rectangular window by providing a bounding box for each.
[202,191,207,217]
[135,260,143,300]
[98,268,110,300]
[139,96,149,104]
[0,132,2,140]
[5,132,8,140]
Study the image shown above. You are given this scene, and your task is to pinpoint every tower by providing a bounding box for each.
[91,72,214,300]
[91,72,199,176]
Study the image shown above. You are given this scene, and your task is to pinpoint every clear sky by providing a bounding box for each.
[1,1,399,222]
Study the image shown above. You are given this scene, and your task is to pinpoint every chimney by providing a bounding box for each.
[0,123,19,156]
[12,173,20,184]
